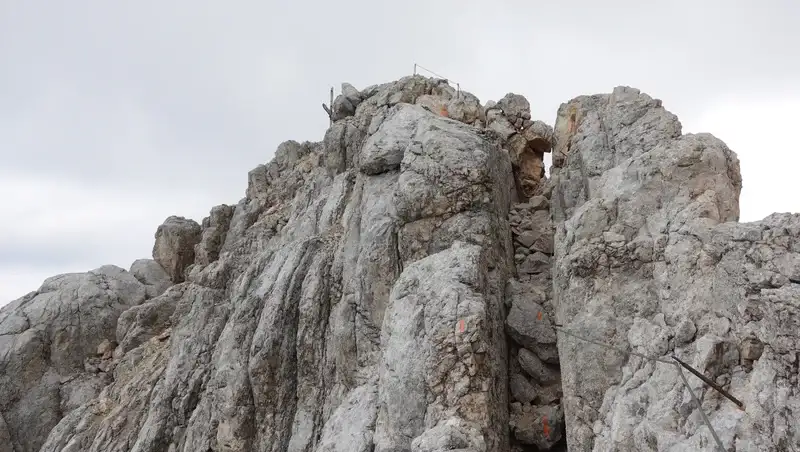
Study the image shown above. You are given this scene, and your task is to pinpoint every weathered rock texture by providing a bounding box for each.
[152,216,202,283]
[0,78,797,452]
[1,76,533,452]
[506,195,565,450]
[551,87,800,451]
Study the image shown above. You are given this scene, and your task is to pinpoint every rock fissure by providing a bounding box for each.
[0,77,798,452]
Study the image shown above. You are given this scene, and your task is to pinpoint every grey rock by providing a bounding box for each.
[0,413,12,452]
[740,336,764,361]
[13,76,515,452]
[6,77,798,452]
[535,383,563,405]
[444,92,482,124]
[518,251,550,274]
[515,231,537,248]
[342,82,363,107]
[152,216,202,283]
[496,93,531,119]
[487,116,517,141]
[521,120,554,153]
[324,120,367,174]
[509,373,537,404]
[674,317,697,344]
[410,417,486,452]
[518,348,560,384]
[0,265,146,452]
[115,285,183,354]
[415,94,447,116]
[516,232,554,256]
[506,298,558,363]
[510,404,564,449]
[552,87,800,451]
[527,195,550,211]
[375,242,508,452]
[129,258,172,299]
[194,204,234,266]
[331,94,356,121]
[359,104,420,175]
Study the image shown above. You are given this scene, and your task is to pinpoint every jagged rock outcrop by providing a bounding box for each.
[2,76,527,452]
[551,87,800,451]
[0,266,149,452]
[130,259,172,299]
[485,94,553,199]
[152,216,202,283]
[1,77,797,452]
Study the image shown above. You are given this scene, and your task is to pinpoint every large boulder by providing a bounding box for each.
[129,258,172,298]
[0,266,146,452]
[152,216,202,283]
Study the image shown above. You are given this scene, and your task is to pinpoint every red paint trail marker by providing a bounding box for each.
[542,415,550,437]
[537,311,543,321]
[458,319,465,333]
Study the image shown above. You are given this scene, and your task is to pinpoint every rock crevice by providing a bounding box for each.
[0,78,797,452]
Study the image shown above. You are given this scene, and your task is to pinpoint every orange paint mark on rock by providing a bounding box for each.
[537,311,543,321]
[542,415,550,437]
[440,106,449,117]
[458,319,465,333]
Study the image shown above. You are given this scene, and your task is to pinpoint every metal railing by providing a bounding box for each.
[413,63,461,98]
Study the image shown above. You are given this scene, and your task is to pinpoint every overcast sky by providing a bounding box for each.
[1,1,798,305]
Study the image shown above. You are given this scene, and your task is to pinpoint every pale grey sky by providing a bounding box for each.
[1,0,798,305]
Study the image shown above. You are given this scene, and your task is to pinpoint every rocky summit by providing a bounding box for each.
[0,76,797,452]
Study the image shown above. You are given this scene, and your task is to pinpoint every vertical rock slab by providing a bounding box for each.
[374,242,501,452]
[551,87,799,451]
[194,204,235,266]
[152,216,202,283]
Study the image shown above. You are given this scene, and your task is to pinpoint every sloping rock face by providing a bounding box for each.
[550,87,800,451]
[0,267,149,452]
[2,78,797,452]
[2,75,535,452]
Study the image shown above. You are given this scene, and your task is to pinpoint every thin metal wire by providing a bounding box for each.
[413,63,461,98]
[554,325,673,364]
[676,363,726,452]
[554,324,729,451]
[414,63,452,81]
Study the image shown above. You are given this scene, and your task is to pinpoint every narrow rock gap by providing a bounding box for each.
[504,175,566,451]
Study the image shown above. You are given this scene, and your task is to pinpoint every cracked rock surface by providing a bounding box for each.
[1,78,797,452]
[551,86,800,451]
[1,76,518,452]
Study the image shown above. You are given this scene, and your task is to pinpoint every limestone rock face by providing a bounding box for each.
[551,86,800,451]
[0,266,148,452]
[3,76,520,452]
[194,204,235,266]
[152,216,202,283]
[1,77,797,452]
